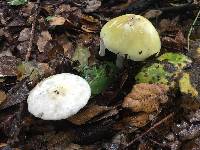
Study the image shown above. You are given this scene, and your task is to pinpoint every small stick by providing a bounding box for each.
[187,9,200,51]
[124,113,174,149]
[149,138,170,148]
[160,3,199,12]
[25,0,40,61]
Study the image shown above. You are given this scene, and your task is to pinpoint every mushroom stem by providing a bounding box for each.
[99,39,106,56]
[116,55,124,68]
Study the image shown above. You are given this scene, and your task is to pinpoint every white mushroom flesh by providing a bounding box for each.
[27,73,91,120]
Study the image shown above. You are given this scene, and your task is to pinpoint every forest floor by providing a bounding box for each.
[0,0,200,149]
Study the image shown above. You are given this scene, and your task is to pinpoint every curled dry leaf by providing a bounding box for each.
[68,105,110,125]
[122,83,169,113]
[37,31,52,53]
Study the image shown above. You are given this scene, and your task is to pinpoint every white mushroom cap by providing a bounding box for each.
[27,73,91,120]
[100,14,161,61]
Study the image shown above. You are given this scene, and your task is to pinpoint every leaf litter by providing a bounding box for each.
[0,0,200,149]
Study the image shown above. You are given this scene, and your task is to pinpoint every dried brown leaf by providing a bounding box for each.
[0,90,7,105]
[49,16,66,26]
[0,56,17,77]
[18,28,31,42]
[21,2,35,17]
[85,0,102,13]
[159,18,180,33]
[68,105,110,125]
[114,113,150,130]
[144,9,162,19]
[0,79,29,110]
[37,31,52,53]
[122,83,169,113]
[0,143,7,148]
[56,34,74,58]
[47,131,75,150]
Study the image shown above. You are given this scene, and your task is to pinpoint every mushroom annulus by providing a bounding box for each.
[100,14,161,66]
[27,73,91,120]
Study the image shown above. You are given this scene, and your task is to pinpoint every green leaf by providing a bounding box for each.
[157,52,192,69]
[7,0,27,5]
[135,63,172,85]
[82,62,117,95]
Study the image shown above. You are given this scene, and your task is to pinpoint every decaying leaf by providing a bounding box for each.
[114,113,150,129]
[37,31,52,53]
[72,44,91,67]
[53,143,99,150]
[17,61,54,82]
[135,63,173,85]
[84,0,102,13]
[18,28,31,42]
[0,90,7,105]
[48,16,66,26]
[0,143,7,148]
[122,83,169,113]
[179,73,198,97]
[144,9,162,19]
[0,56,17,77]
[56,35,74,59]
[47,131,75,150]
[68,105,111,125]
[158,53,192,70]
[0,79,29,110]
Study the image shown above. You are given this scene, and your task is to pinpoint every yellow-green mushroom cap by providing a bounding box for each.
[100,14,161,61]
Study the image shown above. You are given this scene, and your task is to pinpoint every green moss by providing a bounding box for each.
[82,62,117,95]
[157,53,192,69]
[135,63,172,85]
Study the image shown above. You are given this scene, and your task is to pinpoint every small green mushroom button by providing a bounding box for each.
[100,14,161,63]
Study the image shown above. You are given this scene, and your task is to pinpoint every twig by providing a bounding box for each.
[123,0,159,13]
[25,0,40,61]
[41,0,71,6]
[149,139,170,148]
[124,113,174,149]
[187,9,200,51]
[160,3,199,12]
